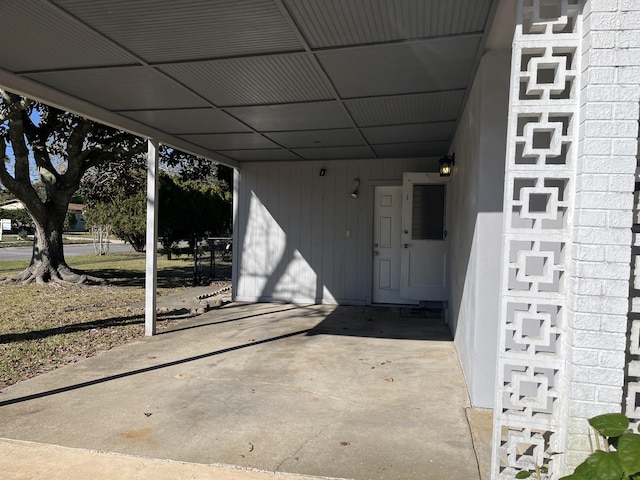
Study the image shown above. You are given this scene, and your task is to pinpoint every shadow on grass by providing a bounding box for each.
[0,313,146,344]
[0,309,191,344]
[87,266,195,288]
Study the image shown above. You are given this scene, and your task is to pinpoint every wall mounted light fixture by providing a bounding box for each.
[319,168,326,177]
[350,178,360,199]
[439,154,455,177]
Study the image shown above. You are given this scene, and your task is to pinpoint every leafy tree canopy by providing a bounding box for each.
[82,170,231,253]
[0,90,229,284]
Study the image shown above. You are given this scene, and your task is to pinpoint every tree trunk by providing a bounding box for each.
[6,202,102,285]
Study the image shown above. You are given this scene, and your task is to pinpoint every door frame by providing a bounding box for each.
[369,174,451,306]
[400,172,450,302]
[371,185,407,304]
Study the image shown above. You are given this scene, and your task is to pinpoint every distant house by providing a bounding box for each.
[0,200,86,232]
[66,203,87,232]
[0,199,25,211]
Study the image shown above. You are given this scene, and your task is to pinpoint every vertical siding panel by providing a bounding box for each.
[243,167,258,298]
[288,165,302,300]
[344,162,360,301]
[276,166,291,298]
[321,168,336,302]
[333,166,347,301]
[267,167,281,299]
[311,164,325,302]
[256,166,271,297]
[355,160,377,302]
[358,161,373,302]
[232,168,243,297]
[298,164,315,300]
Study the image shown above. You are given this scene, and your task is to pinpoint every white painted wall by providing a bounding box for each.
[233,157,437,304]
[448,49,510,408]
[231,49,511,411]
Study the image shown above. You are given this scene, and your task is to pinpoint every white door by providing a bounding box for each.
[400,173,448,301]
[372,186,404,304]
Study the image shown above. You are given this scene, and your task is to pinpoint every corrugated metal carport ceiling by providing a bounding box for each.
[0,0,498,167]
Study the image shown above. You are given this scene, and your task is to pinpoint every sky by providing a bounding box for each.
[1,109,45,187]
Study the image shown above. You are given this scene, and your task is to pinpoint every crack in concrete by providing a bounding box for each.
[274,424,328,472]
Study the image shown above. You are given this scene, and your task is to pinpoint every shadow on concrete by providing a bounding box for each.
[0,329,309,408]
[160,305,304,335]
[0,303,486,480]
[308,305,451,341]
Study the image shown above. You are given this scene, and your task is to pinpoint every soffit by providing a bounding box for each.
[0,0,501,166]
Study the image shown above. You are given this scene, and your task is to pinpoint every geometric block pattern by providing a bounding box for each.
[521,0,581,36]
[507,240,565,295]
[502,365,559,419]
[493,1,582,477]
[504,302,562,357]
[626,201,640,429]
[510,177,569,232]
[496,426,557,480]
[514,113,574,166]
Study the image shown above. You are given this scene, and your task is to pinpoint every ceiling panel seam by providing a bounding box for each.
[46,0,150,68]
[0,68,240,169]
[50,0,294,159]
[274,0,377,159]
[44,0,258,166]
[297,32,485,54]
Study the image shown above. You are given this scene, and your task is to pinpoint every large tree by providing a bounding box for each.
[0,90,146,284]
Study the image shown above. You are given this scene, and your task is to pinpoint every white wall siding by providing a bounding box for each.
[234,158,436,304]
[449,49,510,409]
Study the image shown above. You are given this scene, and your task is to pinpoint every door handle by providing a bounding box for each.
[403,244,409,248]
[373,251,379,256]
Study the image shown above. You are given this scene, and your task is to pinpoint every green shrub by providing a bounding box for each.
[560,413,640,480]
[515,414,640,480]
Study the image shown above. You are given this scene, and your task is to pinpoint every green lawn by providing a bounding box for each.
[0,252,200,389]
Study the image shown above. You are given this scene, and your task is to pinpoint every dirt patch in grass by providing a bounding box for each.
[0,253,206,390]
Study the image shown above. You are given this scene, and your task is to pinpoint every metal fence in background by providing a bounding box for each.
[193,237,232,286]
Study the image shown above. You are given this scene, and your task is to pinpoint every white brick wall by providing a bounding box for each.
[492,1,640,477]
[564,0,640,473]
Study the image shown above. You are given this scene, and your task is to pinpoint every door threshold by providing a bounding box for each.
[371,302,419,308]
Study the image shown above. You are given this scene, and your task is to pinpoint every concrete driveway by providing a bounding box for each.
[0,302,491,480]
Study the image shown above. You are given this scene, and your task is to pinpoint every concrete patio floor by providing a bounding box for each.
[0,301,492,480]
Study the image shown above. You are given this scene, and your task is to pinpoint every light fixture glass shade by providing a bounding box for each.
[350,178,360,199]
[439,155,454,177]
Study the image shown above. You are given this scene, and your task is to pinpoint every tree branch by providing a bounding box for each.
[0,90,33,123]
[20,109,61,187]
[0,91,44,213]
[64,118,94,182]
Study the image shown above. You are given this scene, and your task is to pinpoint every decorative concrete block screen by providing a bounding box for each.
[493,0,583,477]
[495,0,640,477]
[629,164,640,431]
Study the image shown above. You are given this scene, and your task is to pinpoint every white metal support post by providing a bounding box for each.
[145,139,159,336]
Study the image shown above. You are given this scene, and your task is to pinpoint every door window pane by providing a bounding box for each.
[412,184,445,240]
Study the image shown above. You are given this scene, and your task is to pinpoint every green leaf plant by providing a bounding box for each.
[514,451,560,479]
[514,414,640,480]
[560,413,640,480]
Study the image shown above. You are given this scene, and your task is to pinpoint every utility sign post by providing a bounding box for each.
[0,218,11,241]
